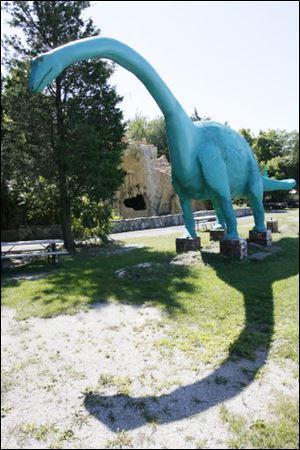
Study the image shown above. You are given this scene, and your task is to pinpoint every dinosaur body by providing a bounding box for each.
[29,37,296,240]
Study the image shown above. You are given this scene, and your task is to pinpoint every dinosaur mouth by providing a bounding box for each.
[32,66,54,92]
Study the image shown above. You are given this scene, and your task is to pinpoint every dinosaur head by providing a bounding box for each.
[29,51,63,93]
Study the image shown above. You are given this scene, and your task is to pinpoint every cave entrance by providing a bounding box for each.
[123,194,146,210]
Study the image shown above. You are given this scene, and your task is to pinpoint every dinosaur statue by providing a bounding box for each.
[29,37,296,240]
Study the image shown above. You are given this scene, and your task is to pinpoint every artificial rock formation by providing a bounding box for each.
[114,142,181,219]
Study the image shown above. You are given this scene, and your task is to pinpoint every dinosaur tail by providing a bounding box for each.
[262,176,296,192]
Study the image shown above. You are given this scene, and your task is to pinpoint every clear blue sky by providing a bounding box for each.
[2,1,299,132]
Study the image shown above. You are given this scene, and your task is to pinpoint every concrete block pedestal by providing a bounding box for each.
[220,238,248,259]
[176,237,201,253]
[248,229,272,246]
[267,219,279,233]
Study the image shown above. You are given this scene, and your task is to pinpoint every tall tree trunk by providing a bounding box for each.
[55,77,76,252]
[58,169,75,252]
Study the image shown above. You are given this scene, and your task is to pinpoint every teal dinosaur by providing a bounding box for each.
[29,37,296,240]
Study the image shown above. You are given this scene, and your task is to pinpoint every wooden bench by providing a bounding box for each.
[1,239,68,265]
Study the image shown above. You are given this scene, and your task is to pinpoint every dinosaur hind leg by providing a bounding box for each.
[212,198,227,230]
[247,182,267,232]
[179,196,197,238]
[216,195,239,240]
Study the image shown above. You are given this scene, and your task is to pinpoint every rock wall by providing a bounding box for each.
[114,143,205,219]
[111,208,252,234]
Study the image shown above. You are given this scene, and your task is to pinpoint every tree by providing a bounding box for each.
[2,62,60,227]
[239,128,255,147]
[127,113,168,159]
[238,128,299,202]
[144,116,168,159]
[252,129,287,163]
[252,129,299,180]
[126,113,148,141]
[2,1,126,250]
[279,130,299,184]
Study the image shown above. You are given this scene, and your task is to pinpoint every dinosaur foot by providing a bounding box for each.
[224,232,239,241]
[181,229,197,239]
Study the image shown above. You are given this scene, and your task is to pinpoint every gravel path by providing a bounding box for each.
[1,302,298,449]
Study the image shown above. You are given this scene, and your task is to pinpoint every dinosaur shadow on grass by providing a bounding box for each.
[84,237,298,431]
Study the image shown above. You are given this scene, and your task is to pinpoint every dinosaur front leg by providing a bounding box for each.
[179,196,197,238]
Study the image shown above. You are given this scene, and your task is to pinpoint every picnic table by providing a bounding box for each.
[1,239,68,264]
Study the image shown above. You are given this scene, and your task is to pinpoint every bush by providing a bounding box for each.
[72,198,113,242]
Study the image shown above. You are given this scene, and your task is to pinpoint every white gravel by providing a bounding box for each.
[1,302,298,449]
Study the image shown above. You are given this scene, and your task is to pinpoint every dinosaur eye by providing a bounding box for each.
[38,56,44,63]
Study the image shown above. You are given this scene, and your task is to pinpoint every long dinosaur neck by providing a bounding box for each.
[53,37,190,121]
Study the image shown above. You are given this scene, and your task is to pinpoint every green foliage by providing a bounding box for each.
[238,128,299,202]
[71,198,113,240]
[253,130,284,162]
[1,181,24,229]
[238,129,299,178]
[126,113,148,141]
[2,61,59,226]
[15,177,59,226]
[144,116,169,159]
[239,128,255,147]
[252,129,299,182]
[127,113,168,159]
[2,1,126,244]
[266,156,286,180]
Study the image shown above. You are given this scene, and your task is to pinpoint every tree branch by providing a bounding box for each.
[18,2,53,49]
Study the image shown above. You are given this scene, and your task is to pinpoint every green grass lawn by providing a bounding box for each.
[2,210,299,366]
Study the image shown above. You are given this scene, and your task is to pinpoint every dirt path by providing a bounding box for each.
[1,302,297,449]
